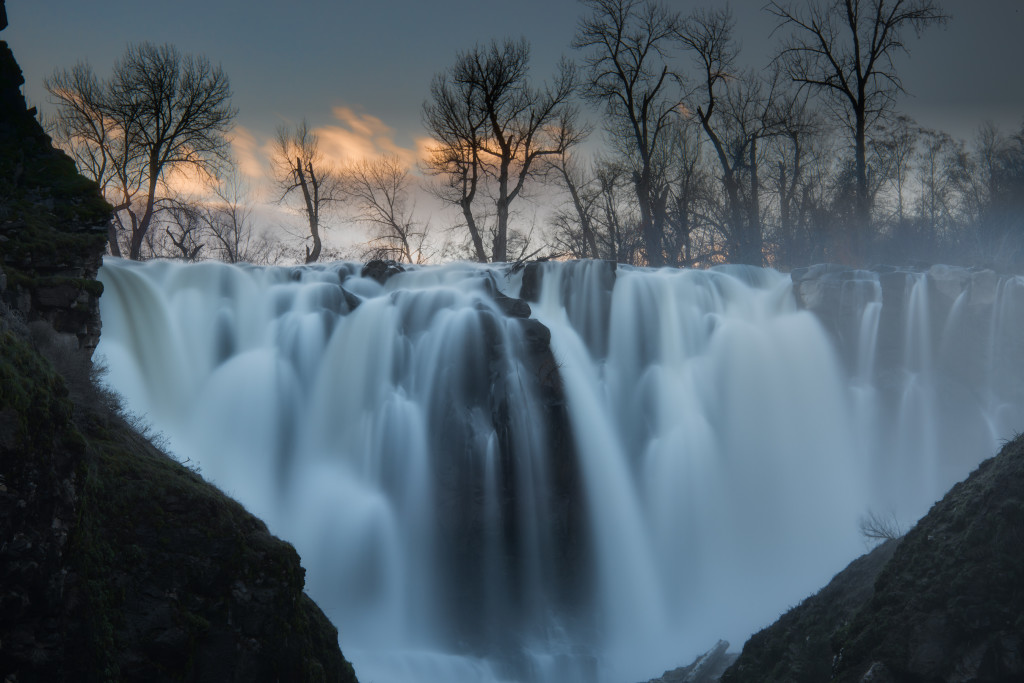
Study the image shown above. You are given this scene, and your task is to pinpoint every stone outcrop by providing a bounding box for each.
[641,640,737,683]
[0,29,109,353]
[360,258,405,284]
[0,24,358,683]
[721,434,1024,683]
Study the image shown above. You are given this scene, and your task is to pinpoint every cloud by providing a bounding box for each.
[314,106,422,169]
[229,125,267,180]
[160,163,218,199]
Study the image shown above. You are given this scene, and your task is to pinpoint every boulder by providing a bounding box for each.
[361,258,405,284]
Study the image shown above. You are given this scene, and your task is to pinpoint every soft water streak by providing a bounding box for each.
[96,258,1024,683]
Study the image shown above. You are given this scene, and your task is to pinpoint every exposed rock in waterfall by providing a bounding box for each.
[361,258,405,284]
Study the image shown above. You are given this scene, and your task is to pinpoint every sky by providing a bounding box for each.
[5,0,1024,247]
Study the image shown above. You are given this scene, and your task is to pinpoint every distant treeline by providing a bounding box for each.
[45,0,1024,271]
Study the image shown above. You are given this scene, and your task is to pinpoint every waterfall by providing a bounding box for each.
[96,258,1024,683]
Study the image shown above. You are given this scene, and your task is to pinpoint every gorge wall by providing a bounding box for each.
[0,24,356,683]
[721,433,1024,683]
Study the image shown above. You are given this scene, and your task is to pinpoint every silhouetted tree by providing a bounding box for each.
[764,96,832,265]
[767,0,947,262]
[162,202,204,261]
[347,154,429,263]
[423,67,489,262]
[47,43,236,260]
[660,118,714,266]
[424,39,579,263]
[202,174,277,264]
[548,148,601,259]
[574,0,686,267]
[272,120,344,263]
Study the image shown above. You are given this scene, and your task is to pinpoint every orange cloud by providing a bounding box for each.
[314,106,421,169]
[161,163,218,199]
[229,125,266,180]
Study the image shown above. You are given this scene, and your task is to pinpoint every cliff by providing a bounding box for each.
[0,22,357,683]
[721,434,1024,683]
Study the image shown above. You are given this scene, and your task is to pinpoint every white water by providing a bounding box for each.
[96,258,1024,683]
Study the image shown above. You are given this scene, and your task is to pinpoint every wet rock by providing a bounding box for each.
[361,258,405,284]
[520,261,544,301]
[492,290,531,318]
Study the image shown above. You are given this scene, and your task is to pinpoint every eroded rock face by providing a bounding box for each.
[0,35,109,354]
[0,30,359,683]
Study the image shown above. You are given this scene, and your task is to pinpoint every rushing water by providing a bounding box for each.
[96,258,1024,683]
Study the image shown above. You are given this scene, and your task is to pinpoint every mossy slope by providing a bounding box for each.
[722,435,1024,683]
[1,25,358,683]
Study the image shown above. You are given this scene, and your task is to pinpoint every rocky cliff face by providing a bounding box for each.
[721,434,1024,683]
[0,34,109,353]
[0,25,357,683]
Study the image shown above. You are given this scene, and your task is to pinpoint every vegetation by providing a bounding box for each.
[46,42,236,260]
[39,0,1024,270]
[3,29,358,679]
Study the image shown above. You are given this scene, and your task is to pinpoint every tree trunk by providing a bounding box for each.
[107,221,122,258]
[853,109,870,262]
[634,171,664,267]
[491,156,511,263]
[747,136,763,266]
[492,197,508,263]
[461,198,487,263]
[559,165,599,259]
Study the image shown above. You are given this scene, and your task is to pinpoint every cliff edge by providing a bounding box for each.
[0,16,358,682]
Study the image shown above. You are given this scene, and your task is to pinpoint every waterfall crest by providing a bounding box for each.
[97,258,1024,683]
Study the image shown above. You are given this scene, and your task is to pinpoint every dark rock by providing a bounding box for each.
[720,539,899,683]
[0,37,359,683]
[361,258,405,284]
[520,261,544,301]
[722,435,1024,683]
[492,290,531,318]
[0,37,110,354]
[641,639,737,683]
[340,286,362,313]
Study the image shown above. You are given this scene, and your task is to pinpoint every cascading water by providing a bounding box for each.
[96,258,1024,683]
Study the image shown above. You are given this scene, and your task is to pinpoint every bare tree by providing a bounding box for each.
[47,61,139,257]
[660,118,712,266]
[272,120,344,263]
[594,160,641,263]
[423,69,489,262]
[48,43,235,260]
[200,174,276,264]
[681,7,796,265]
[347,154,429,263]
[574,0,686,267]
[547,145,602,259]
[162,201,205,261]
[765,96,832,265]
[859,509,904,546]
[767,0,947,262]
[424,38,580,263]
